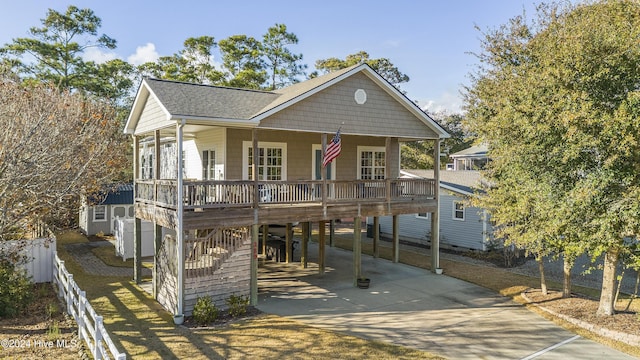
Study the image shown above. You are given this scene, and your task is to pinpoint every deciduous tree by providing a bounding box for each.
[0,80,128,239]
[315,51,409,88]
[464,0,640,316]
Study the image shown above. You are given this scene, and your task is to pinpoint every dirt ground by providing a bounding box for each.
[0,283,85,359]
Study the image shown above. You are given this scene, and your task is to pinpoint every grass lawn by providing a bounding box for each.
[54,229,640,359]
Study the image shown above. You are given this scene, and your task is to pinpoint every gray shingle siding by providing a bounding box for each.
[259,73,439,139]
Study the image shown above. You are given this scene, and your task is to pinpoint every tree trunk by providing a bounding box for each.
[597,249,620,316]
[562,256,573,298]
[537,257,548,295]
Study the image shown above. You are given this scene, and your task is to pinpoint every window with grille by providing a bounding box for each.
[453,201,465,221]
[243,142,287,180]
[358,147,385,180]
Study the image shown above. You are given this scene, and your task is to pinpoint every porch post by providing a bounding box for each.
[431,139,441,272]
[353,216,362,286]
[133,135,142,284]
[373,216,380,258]
[385,137,392,211]
[301,222,309,268]
[134,218,142,283]
[154,130,161,180]
[250,224,259,306]
[149,131,161,291]
[392,215,399,263]
[261,224,268,255]
[318,221,326,275]
[252,129,259,209]
[175,119,185,321]
[153,222,162,299]
[321,133,327,217]
[285,223,292,263]
[329,220,335,247]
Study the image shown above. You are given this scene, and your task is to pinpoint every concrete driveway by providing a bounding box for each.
[257,244,634,359]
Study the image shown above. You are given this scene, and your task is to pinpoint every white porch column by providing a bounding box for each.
[353,216,362,286]
[431,139,441,273]
[175,119,185,322]
[250,224,259,306]
[132,135,142,284]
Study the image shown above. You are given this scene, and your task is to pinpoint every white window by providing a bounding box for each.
[93,205,107,222]
[358,146,385,180]
[243,142,287,180]
[416,212,429,220]
[202,150,216,180]
[453,201,465,221]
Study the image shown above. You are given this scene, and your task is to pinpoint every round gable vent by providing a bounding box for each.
[354,89,367,104]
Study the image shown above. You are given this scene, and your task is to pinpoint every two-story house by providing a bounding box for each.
[124,63,449,322]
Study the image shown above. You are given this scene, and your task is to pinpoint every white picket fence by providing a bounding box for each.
[53,255,126,360]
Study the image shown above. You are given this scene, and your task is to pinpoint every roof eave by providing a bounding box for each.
[170,115,260,128]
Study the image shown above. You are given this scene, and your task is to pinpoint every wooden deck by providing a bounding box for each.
[135,179,437,230]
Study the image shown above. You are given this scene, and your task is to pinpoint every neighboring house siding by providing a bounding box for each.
[135,95,172,135]
[376,192,489,251]
[439,193,486,250]
[260,73,439,139]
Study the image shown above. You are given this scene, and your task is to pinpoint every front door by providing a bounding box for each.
[312,144,335,180]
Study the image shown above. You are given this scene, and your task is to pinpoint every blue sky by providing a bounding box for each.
[0,1,549,113]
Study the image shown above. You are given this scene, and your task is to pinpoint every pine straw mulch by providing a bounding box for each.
[522,289,640,347]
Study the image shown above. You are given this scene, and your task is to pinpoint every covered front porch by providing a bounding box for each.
[134,178,438,229]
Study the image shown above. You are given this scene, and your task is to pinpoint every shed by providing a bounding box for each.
[79,184,134,235]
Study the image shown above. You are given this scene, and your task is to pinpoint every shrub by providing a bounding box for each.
[192,296,218,325]
[226,294,249,317]
[0,257,34,318]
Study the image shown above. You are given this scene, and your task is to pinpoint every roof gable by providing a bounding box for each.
[258,71,441,139]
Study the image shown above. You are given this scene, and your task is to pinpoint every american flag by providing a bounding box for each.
[323,129,341,167]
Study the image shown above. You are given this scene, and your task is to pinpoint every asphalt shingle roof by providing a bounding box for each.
[401,169,483,195]
[144,65,359,121]
[145,78,279,120]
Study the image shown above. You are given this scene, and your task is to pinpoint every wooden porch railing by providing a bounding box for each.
[135,178,436,210]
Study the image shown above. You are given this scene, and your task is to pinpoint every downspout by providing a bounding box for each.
[175,119,186,323]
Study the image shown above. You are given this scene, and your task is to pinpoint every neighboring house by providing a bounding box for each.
[79,184,134,236]
[447,144,488,171]
[372,169,493,251]
[124,63,449,320]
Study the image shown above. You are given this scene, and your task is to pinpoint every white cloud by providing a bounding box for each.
[418,91,464,114]
[83,47,118,64]
[127,43,159,66]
